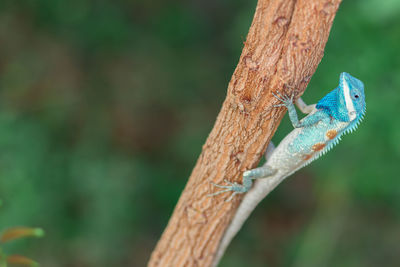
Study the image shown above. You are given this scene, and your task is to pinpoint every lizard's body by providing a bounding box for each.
[211,72,366,266]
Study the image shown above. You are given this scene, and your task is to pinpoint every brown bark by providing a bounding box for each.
[148,0,342,266]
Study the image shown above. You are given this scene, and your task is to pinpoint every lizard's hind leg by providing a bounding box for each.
[241,165,276,192]
[209,142,276,201]
[240,141,276,191]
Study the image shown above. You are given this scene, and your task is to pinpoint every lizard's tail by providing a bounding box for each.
[211,142,277,266]
[211,174,282,267]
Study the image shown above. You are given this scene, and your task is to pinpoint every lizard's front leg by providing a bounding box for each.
[273,91,322,128]
[295,97,316,114]
[272,91,302,128]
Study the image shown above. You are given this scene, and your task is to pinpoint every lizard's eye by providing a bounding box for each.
[351,89,361,100]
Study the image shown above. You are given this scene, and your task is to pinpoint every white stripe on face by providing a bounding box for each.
[342,78,356,121]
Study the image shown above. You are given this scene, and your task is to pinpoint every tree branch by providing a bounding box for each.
[148,0,342,266]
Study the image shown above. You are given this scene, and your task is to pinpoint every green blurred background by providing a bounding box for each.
[0,0,399,266]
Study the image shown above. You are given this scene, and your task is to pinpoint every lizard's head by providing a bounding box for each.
[316,72,366,122]
[338,72,366,122]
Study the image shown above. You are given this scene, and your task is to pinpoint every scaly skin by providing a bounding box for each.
[210,72,366,266]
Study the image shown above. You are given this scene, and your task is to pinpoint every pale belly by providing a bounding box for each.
[266,119,348,174]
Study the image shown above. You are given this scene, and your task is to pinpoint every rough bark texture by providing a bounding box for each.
[148,0,342,266]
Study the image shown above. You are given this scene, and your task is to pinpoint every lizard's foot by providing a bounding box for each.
[272,91,294,109]
[208,179,249,202]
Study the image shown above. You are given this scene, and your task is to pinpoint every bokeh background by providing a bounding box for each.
[0,0,399,266]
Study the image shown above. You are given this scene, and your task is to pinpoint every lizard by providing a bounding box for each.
[210,72,366,266]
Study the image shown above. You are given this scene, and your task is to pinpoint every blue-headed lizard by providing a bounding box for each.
[210,72,366,266]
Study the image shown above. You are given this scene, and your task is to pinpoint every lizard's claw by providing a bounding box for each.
[272,91,294,109]
[208,180,244,202]
[223,179,239,187]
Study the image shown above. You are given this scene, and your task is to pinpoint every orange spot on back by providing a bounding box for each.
[326,130,337,140]
[303,154,313,160]
[312,143,326,152]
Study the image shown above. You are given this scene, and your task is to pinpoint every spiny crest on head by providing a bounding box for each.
[316,72,366,122]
